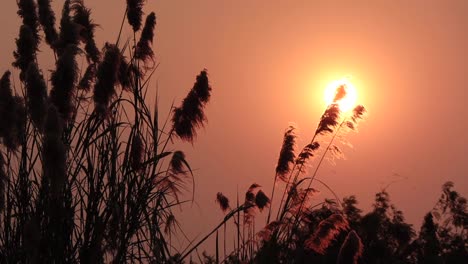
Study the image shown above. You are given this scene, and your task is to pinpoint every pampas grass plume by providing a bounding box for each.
[135,12,156,62]
[17,0,40,45]
[255,190,270,211]
[216,192,230,213]
[316,104,341,135]
[38,0,58,47]
[13,25,37,80]
[172,70,212,142]
[25,62,47,130]
[126,0,144,32]
[276,125,297,180]
[71,0,100,63]
[50,44,79,120]
[93,44,121,115]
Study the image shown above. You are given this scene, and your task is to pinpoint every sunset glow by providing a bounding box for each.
[324,78,358,111]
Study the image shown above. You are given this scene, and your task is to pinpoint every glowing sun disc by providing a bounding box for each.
[324,78,358,111]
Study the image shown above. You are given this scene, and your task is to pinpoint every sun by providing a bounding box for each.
[324,78,358,111]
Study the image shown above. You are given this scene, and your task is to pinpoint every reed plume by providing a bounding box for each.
[333,84,347,102]
[17,0,40,46]
[255,190,270,211]
[118,54,136,91]
[172,70,212,142]
[351,105,366,122]
[305,214,349,254]
[93,44,121,115]
[78,63,96,91]
[337,230,363,264]
[135,12,156,62]
[56,0,80,56]
[216,192,230,212]
[25,62,48,130]
[71,0,100,63]
[126,0,144,32]
[0,71,26,151]
[13,25,37,80]
[295,142,320,170]
[275,125,297,181]
[42,105,66,195]
[38,0,58,47]
[316,104,341,135]
[50,44,79,120]
[170,151,187,175]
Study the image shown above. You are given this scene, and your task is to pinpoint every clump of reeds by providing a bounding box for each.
[1,1,218,263]
[42,105,66,194]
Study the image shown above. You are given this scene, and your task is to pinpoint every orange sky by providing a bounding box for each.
[1,0,467,253]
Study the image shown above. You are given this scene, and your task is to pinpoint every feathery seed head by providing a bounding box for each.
[78,63,96,91]
[50,44,79,120]
[13,25,37,80]
[170,151,186,175]
[333,84,347,103]
[93,44,121,116]
[71,0,100,62]
[276,125,297,180]
[126,0,144,31]
[38,0,58,47]
[172,70,212,142]
[316,104,341,135]
[216,192,230,213]
[135,12,156,62]
[25,62,48,130]
[255,190,270,211]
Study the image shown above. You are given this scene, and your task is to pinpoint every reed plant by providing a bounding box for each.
[0,0,212,263]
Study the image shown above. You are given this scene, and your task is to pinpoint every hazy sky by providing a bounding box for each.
[1,0,467,252]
